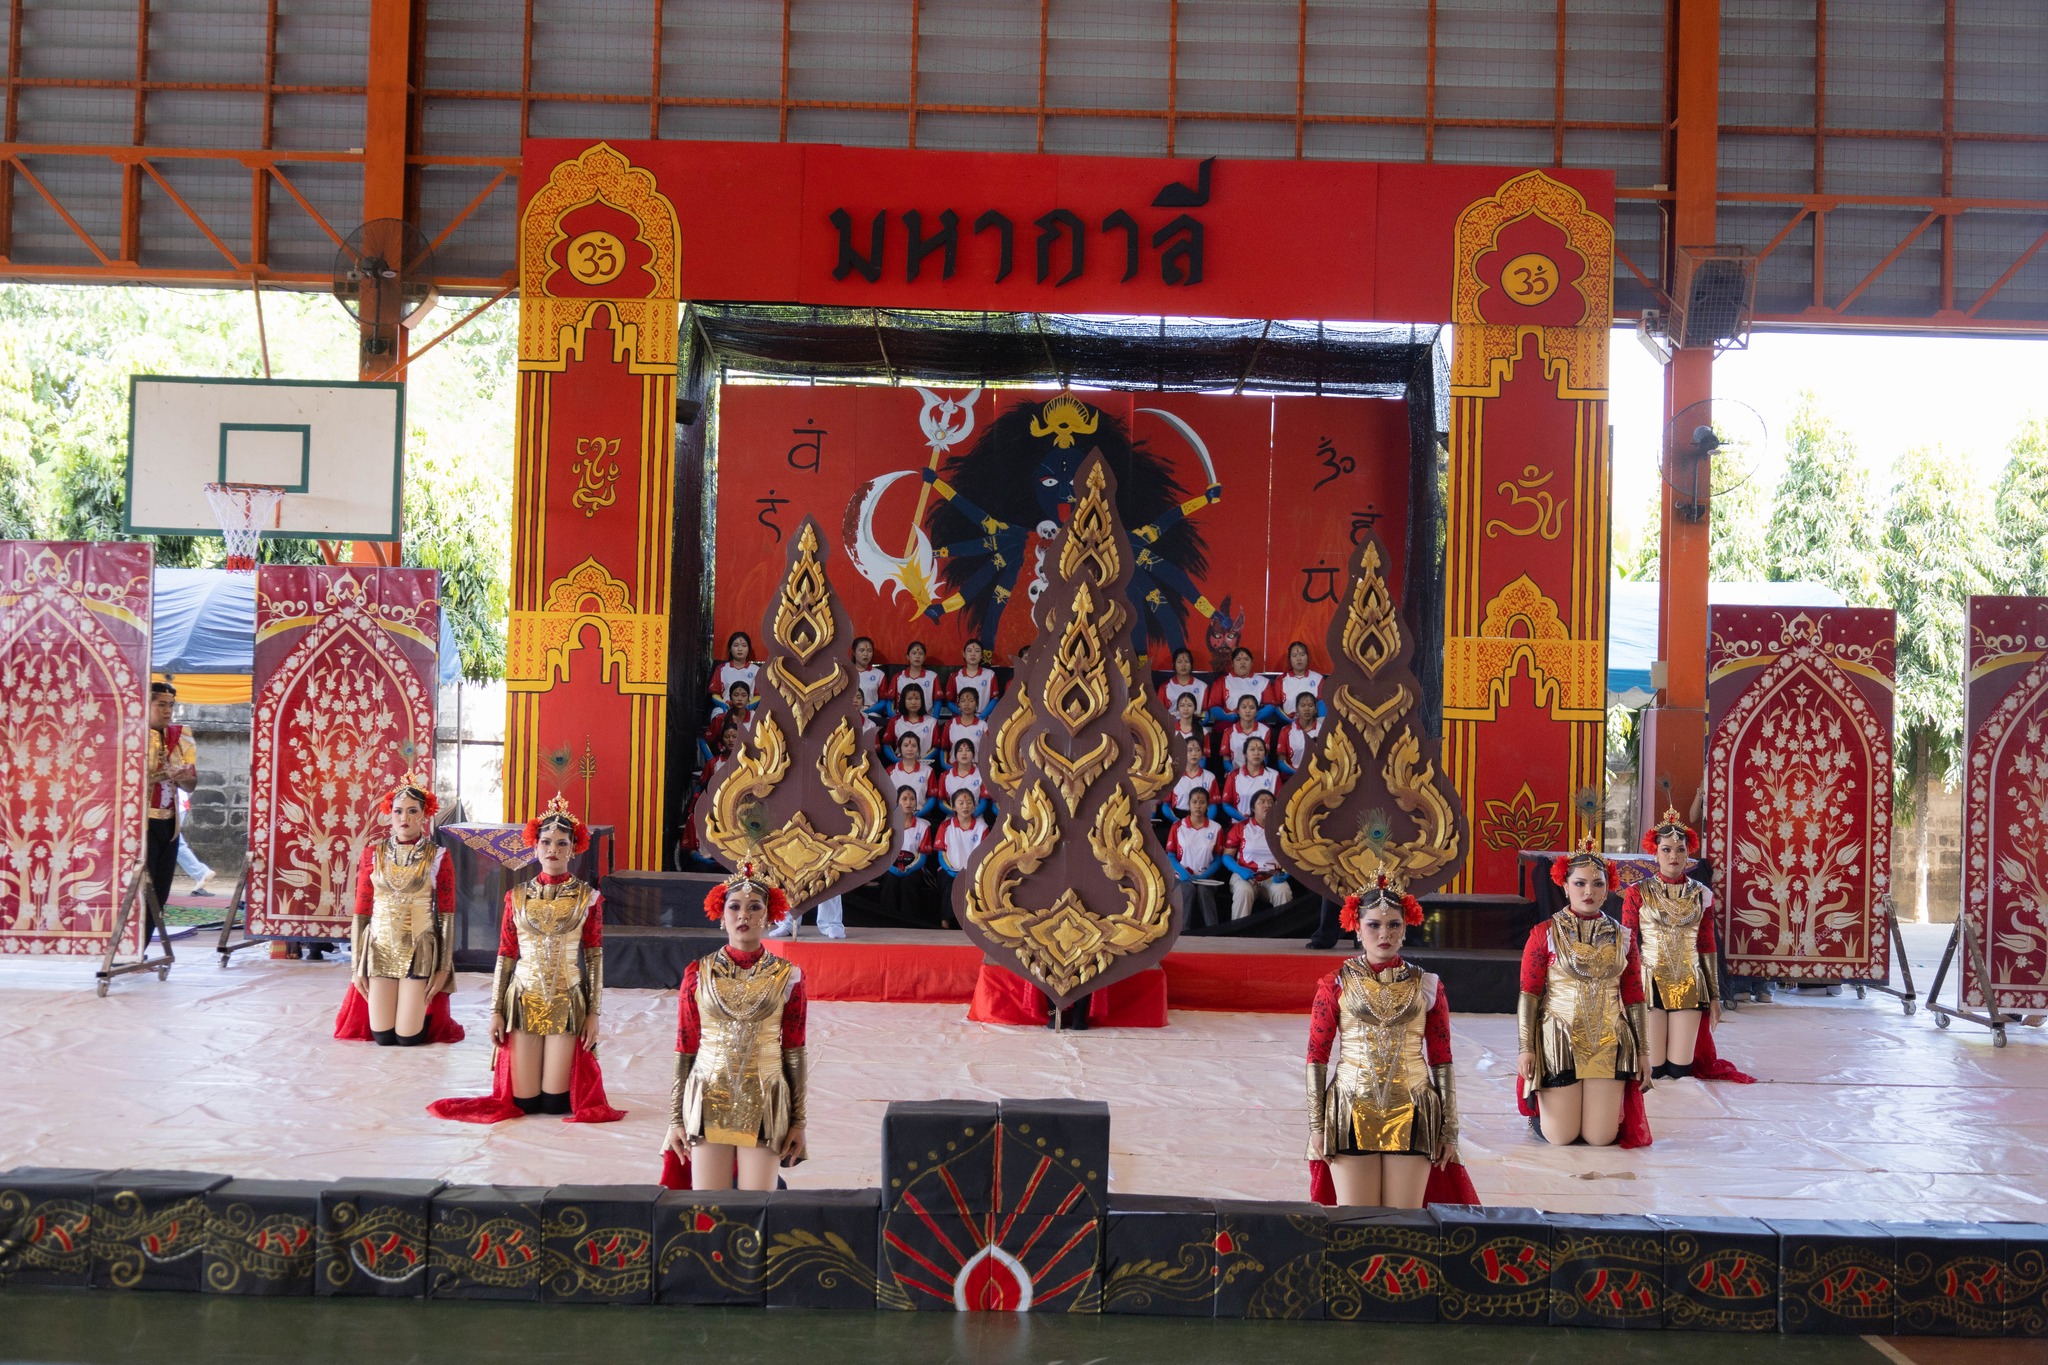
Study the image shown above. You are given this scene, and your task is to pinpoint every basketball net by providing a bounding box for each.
[203,483,286,572]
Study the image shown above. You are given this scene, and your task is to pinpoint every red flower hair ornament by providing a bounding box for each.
[378,771,439,819]
[522,792,591,854]
[1550,832,1618,890]
[1640,806,1702,856]
[703,860,791,924]
[1338,874,1425,933]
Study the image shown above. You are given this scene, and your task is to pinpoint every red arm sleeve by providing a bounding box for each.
[782,973,808,1049]
[676,961,701,1053]
[1424,980,1453,1066]
[1519,922,1551,993]
[582,892,603,948]
[353,845,376,917]
[1621,924,1646,1005]
[435,851,456,915]
[1203,677,1227,711]
[1697,889,1718,953]
[497,898,519,957]
[1305,971,1340,1064]
[1619,884,1642,937]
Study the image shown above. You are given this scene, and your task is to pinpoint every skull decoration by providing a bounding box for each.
[1029,393,1100,450]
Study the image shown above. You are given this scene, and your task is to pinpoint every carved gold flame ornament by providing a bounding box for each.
[1267,532,1468,902]
[956,455,1178,1007]
[699,518,897,909]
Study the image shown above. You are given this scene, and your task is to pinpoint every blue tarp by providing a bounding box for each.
[151,566,461,685]
[1606,578,1849,696]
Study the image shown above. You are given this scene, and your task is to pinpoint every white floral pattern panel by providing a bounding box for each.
[0,543,152,955]
[1963,596,2048,1012]
[246,566,438,939]
[1705,608,1895,983]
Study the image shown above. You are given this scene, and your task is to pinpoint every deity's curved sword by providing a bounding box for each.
[844,385,980,613]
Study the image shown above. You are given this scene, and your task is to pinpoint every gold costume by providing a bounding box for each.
[669,950,807,1149]
[1307,959,1457,1162]
[1636,877,1717,1011]
[353,839,452,982]
[488,877,603,1037]
[1518,911,1644,1086]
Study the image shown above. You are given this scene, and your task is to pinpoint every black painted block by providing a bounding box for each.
[541,1184,660,1304]
[996,1099,1110,1216]
[1212,1200,1327,1320]
[90,1170,231,1292]
[2000,1223,2048,1337]
[1548,1212,1661,1329]
[0,1168,104,1288]
[1654,1213,1779,1332]
[1324,1206,1440,1324]
[202,1179,322,1297]
[1890,1221,2004,1338]
[881,1100,1000,1212]
[317,1179,444,1297]
[428,1186,547,1302]
[880,1205,1100,1313]
[655,1189,768,1306]
[763,1188,882,1311]
[1437,1205,1553,1325]
[1102,1194,1219,1318]
[1770,1218,1895,1335]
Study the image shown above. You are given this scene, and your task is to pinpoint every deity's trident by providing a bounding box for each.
[844,385,980,613]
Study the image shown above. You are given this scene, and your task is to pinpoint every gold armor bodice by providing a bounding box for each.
[360,840,446,980]
[681,951,799,1148]
[1637,877,1710,1011]
[497,877,597,1037]
[1537,911,1636,1082]
[1319,959,1442,1157]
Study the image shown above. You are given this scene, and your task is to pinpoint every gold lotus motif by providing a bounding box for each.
[705,714,891,902]
[1332,681,1413,754]
[1058,462,1122,588]
[1340,542,1402,678]
[1030,731,1120,817]
[773,522,835,663]
[1044,583,1112,735]
[767,656,846,736]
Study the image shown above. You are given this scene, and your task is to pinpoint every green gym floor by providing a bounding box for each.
[7,1291,2038,1365]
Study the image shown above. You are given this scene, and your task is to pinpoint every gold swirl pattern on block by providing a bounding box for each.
[988,685,1034,794]
[658,1204,766,1297]
[1029,731,1119,818]
[773,523,836,665]
[763,1228,881,1299]
[323,1202,428,1289]
[428,1210,540,1292]
[204,1205,316,1293]
[1044,583,1113,735]
[96,1190,211,1288]
[542,1206,652,1300]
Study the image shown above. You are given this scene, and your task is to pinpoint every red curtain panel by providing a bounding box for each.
[1962,596,2048,1012]
[0,542,153,956]
[245,566,439,939]
[1705,606,1896,983]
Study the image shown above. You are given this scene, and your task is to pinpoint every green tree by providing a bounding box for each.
[403,442,511,681]
[1768,392,1883,602]
[1614,490,1661,582]
[1708,467,1774,582]
[1994,418,2048,597]
[1880,444,1993,918]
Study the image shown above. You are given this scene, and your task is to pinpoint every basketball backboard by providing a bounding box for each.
[125,376,406,541]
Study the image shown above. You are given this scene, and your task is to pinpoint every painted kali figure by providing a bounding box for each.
[1305,879,1469,1209]
[1517,839,1653,1148]
[663,864,810,1191]
[349,772,456,1046]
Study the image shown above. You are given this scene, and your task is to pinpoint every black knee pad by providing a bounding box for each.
[1667,1061,1694,1079]
[372,1028,399,1047]
[540,1091,571,1115]
[397,1028,429,1047]
[514,1094,544,1115]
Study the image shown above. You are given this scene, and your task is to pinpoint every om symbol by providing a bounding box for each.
[1484,464,1567,541]
[1501,252,1557,305]
[566,230,626,286]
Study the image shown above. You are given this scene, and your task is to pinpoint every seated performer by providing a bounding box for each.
[1218,738,1280,820]
[1222,789,1293,919]
[428,796,623,1123]
[1263,640,1324,720]
[708,631,760,702]
[881,683,940,764]
[706,679,755,733]
[938,738,988,816]
[1624,809,1753,1083]
[1306,879,1463,1208]
[930,787,987,927]
[664,864,808,1191]
[942,687,990,760]
[852,636,887,713]
[1274,691,1323,775]
[890,782,932,873]
[944,639,1002,713]
[884,732,939,813]
[1518,839,1652,1147]
[1204,646,1267,723]
[1157,647,1208,716]
[1167,692,1205,755]
[347,772,457,1046]
[1168,739,1219,818]
[1219,694,1272,771]
[1166,788,1228,927]
[880,640,939,713]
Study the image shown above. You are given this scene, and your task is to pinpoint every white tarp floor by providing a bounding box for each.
[3,925,2043,1221]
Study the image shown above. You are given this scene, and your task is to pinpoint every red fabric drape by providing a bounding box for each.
[1308,1159,1480,1207]
[659,1149,692,1191]
[425,1037,624,1124]
[1691,1012,1756,1083]
[332,984,466,1044]
[966,964,1168,1027]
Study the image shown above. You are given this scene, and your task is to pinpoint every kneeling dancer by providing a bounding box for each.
[1623,808,1755,1084]
[1305,875,1474,1208]
[664,863,809,1191]
[347,771,456,1046]
[1518,838,1653,1147]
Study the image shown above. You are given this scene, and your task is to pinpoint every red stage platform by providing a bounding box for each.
[765,930,1520,1015]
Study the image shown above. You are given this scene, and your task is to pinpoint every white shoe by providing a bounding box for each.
[766,920,795,939]
[820,924,846,940]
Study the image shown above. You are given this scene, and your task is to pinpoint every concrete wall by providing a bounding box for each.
[1893,784,1963,925]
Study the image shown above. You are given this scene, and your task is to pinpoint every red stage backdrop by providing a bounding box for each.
[515,140,1613,886]
[1962,596,2048,1012]
[246,567,439,940]
[712,386,1410,671]
[0,542,152,956]
[1705,607,1896,983]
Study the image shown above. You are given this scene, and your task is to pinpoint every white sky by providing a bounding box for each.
[1606,329,2048,542]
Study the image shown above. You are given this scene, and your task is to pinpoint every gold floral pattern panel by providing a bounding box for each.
[1705,608,1895,983]
[246,567,439,939]
[0,542,152,956]
[1962,596,2048,1012]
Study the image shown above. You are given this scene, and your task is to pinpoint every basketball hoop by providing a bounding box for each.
[203,482,286,572]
